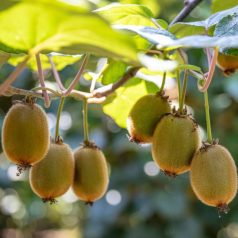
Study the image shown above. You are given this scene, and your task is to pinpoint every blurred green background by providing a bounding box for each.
[0,0,238,238]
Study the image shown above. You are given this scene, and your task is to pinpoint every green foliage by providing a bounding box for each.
[170,5,238,37]
[95,3,155,26]
[212,0,238,13]
[101,60,127,85]
[8,54,82,71]
[103,77,159,128]
[0,1,139,64]
[119,0,160,16]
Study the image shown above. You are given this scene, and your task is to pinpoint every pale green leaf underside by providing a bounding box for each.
[157,35,238,49]
[102,77,159,128]
[170,5,238,37]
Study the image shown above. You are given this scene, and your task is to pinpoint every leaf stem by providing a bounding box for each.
[63,54,89,96]
[159,72,167,93]
[55,97,65,143]
[48,55,66,91]
[204,90,212,143]
[177,70,182,112]
[31,86,61,96]
[83,98,89,143]
[180,70,188,113]
[36,53,50,108]
[199,47,218,92]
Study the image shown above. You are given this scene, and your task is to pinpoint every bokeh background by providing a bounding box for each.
[0,0,238,237]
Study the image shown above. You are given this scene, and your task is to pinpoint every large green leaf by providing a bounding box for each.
[214,14,238,56]
[119,0,160,17]
[0,1,139,65]
[103,77,159,128]
[214,14,238,37]
[94,3,155,26]
[94,3,158,50]
[170,5,238,37]
[212,0,238,13]
[0,51,10,69]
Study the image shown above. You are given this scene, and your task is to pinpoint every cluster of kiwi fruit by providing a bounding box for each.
[1,98,109,205]
[127,92,237,213]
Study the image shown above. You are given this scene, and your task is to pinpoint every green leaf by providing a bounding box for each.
[214,14,238,56]
[102,60,127,85]
[8,53,82,71]
[102,77,159,128]
[0,1,139,65]
[177,64,203,73]
[212,0,238,13]
[119,0,160,17]
[0,51,10,68]
[214,14,238,37]
[170,5,238,37]
[94,3,155,26]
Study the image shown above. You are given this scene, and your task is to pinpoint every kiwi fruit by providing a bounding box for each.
[127,94,171,143]
[2,100,50,171]
[152,113,201,176]
[30,142,74,203]
[190,143,237,212]
[72,143,109,204]
[217,53,238,76]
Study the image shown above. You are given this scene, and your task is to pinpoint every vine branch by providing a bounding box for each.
[92,67,140,98]
[169,0,203,26]
[3,66,141,104]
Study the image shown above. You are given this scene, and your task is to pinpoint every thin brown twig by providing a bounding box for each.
[36,53,51,108]
[92,67,140,98]
[3,66,141,104]
[169,0,203,26]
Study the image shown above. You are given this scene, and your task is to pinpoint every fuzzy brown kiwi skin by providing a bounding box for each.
[127,93,171,144]
[190,143,237,212]
[2,101,50,168]
[29,142,74,202]
[152,112,201,176]
[72,142,109,204]
[217,53,238,76]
